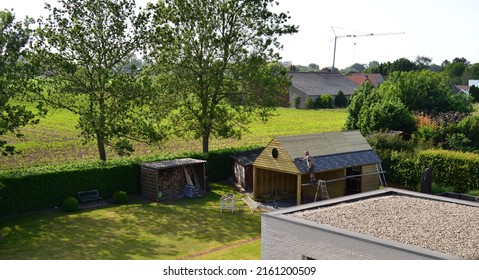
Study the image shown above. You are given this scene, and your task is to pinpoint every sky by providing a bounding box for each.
[2,0,479,70]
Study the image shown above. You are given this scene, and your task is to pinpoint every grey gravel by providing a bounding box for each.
[289,195,479,259]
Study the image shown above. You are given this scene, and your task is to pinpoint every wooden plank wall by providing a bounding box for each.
[301,170,346,200]
[253,138,298,174]
[141,167,159,202]
[361,164,380,192]
[253,168,297,200]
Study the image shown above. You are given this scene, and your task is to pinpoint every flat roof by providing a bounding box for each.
[267,188,479,259]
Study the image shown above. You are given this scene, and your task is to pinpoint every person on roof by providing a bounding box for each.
[302,150,316,183]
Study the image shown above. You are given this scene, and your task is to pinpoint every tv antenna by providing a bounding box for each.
[331,26,405,71]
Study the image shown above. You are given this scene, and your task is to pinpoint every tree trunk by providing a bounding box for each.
[202,129,210,154]
[96,132,107,161]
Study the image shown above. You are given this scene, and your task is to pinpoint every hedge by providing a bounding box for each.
[376,145,479,193]
[416,149,479,193]
[0,145,263,216]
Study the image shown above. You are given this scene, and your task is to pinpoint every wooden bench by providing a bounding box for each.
[77,189,103,205]
[242,195,261,212]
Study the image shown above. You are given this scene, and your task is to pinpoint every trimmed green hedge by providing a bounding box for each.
[417,149,479,193]
[0,145,263,216]
[382,148,479,193]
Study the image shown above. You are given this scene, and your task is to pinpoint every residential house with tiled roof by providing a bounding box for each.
[289,72,358,108]
[346,73,384,87]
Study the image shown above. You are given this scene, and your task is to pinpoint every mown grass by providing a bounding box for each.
[0,106,348,170]
[0,183,262,260]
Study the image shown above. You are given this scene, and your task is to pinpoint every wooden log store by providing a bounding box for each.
[140,158,207,202]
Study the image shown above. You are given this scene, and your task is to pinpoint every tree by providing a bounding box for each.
[307,63,319,71]
[0,10,44,156]
[379,70,470,113]
[148,0,298,153]
[415,56,432,70]
[443,60,466,85]
[34,0,166,160]
[470,85,479,103]
[389,58,417,73]
[344,82,377,130]
[334,90,347,108]
[357,98,416,135]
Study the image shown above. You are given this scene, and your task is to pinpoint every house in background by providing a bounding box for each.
[289,72,358,108]
[346,73,384,87]
[454,85,470,94]
[250,130,385,205]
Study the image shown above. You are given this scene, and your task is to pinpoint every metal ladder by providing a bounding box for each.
[376,163,388,188]
[314,180,329,202]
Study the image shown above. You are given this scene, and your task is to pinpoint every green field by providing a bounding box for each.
[0,107,348,170]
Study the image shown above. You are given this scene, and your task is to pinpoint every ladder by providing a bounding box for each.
[314,180,329,202]
[375,163,388,188]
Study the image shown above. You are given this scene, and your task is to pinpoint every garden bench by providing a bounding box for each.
[242,194,261,212]
[77,189,103,205]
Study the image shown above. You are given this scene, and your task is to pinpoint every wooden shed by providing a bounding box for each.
[252,131,386,205]
[140,158,207,202]
[231,148,263,193]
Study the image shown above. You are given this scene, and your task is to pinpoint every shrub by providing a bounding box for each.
[112,191,128,204]
[417,149,479,193]
[63,197,79,212]
[357,99,417,134]
[306,97,314,109]
[334,90,348,108]
[314,94,333,108]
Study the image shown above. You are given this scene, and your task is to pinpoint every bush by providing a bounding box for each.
[306,97,314,109]
[112,191,128,204]
[335,90,348,108]
[63,197,79,212]
[417,149,479,193]
[357,99,417,134]
[314,94,333,108]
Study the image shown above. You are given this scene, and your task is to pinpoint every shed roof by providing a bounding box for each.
[289,72,358,96]
[231,148,264,166]
[141,158,206,170]
[255,131,381,175]
[277,130,372,159]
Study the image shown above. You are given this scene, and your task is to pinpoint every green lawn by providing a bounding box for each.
[0,183,261,260]
[0,107,348,170]
[0,105,347,259]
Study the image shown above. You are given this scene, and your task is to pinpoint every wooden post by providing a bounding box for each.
[296,174,302,205]
[252,166,257,199]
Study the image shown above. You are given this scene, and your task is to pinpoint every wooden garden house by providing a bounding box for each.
[140,158,207,202]
[252,131,386,205]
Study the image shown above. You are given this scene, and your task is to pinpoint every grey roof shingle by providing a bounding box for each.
[293,150,382,174]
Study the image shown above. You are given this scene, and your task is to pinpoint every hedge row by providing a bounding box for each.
[384,148,479,193]
[416,149,479,193]
[0,145,263,216]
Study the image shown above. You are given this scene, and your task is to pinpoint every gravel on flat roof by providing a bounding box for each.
[289,195,479,259]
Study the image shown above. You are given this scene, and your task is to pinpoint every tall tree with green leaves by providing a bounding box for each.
[147,0,298,153]
[34,0,166,160]
[0,10,44,156]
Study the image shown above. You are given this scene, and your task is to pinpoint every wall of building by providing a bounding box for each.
[361,164,381,192]
[289,87,309,108]
[262,210,457,260]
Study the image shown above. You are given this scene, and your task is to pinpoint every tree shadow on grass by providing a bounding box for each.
[0,183,261,259]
